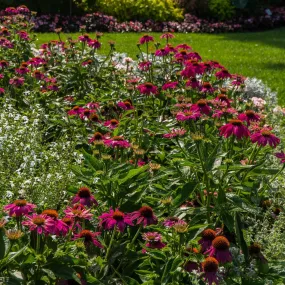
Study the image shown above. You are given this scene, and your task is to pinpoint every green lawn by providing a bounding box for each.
[35,28,285,104]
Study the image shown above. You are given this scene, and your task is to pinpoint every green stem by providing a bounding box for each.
[105,227,116,261]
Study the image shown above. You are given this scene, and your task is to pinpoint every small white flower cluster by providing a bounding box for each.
[0,99,82,207]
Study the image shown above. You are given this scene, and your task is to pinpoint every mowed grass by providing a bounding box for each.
[35,28,285,104]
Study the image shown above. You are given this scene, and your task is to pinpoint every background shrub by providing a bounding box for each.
[92,0,184,22]
[208,0,236,20]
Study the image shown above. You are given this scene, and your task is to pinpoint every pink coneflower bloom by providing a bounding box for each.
[17,31,30,41]
[185,60,205,75]
[82,60,93,66]
[275,151,285,163]
[184,248,200,273]
[60,217,74,235]
[188,52,202,61]
[64,205,93,220]
[0,74,3,79]
[67,106,85,116]
[78,34,91,43]
[0,60,8,69]
[0,88,5,94]
[205,236,232,263]
[103,136,130,148]
[202,257,219,285]
[191,99,211,115]
[22,214,54,235]
[199,229,216,252]
[138,61,152,71]
[104,119,119,129]
[162,81,178,90]
[142,232,166,250]
[117,101,134,110]
[162,217,180,227]
[186,78,200,89]
[165,44,177,53]
[201,82,215,93]
[41,209,69,236]
[130,206,158,227]
[72,187,98,207]
[0,28,10,37]
[33,70,45,80]
[215,68,232,79]
[232,74,246,86]
[87,39,101,49]
[137,159,146,167]
[9,77,24,87]
[86,102,100,109]
[175,50,191,61]
[181,66,196,78]
[214,94,232,107]
[250,129,280,148]
[209,60,224,69]
[28,57,46,67]
[4,199,36,217]
[220,119,250,139]
[155,48,169,57]
[176,109,201,121]
[89,132,105,144]
[238,110,260,125]
[137,82,158,95]
[176,43,192,50]
[139,34,154,44]
[163,129,186,139]
[74,230,103,248]
[47,83,59,91]
[79,108,96,120]
[160,33,175,40]
[212,108,238,119]
[15,67,29,75]
[99,208,133,232]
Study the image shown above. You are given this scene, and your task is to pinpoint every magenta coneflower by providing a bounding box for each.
[250,129,280,148]
[201,82,215,93]
[176,110,201,121]
[232,74,246,86]
[199,229,216,252]
[74,230,103,248]
[9,77,24,87]
[219,119,250,139]
[4,199,36,217]
[138,61,152,71]
[185,60,205,75]
[160,33,175,40]
[176,43,192,50]
[17,31,29,41]
[89,132,105,144]
[0,88,4,94]
[186,78,200,89]
[79,108,96,120]
[275,151,285,163]
[181,66,196,78]
[64,204,93,220]
[15,67,29,75]
[88,39,101,49]
[78,34,91,43]
[142,232,166,250]
[117,101,134,110]
[205,236,232,263]
[72,187,98,207]
[162,81,178,90]
[162,217,180,227]
[67,106,85,116]
[238,110,260,125]
[155,48,169,57]
[47,83,59,91]
[104,119,119,129]
[191,99,211,115]
[139,34,154,45]
[184,248,200,273]
[103,136,130,148]
[214,94,232,108]
[86,102,100,109]
[202,257,219,285]
[33,70,45,80]
[131,206,157,227]
[137,82,158,95]
[188,52,202,61]
[0,60,8,69]
[22,214,54,235]
[212,108,237,119]
[163,129,186,139]
[99,208,133,232]
[215,68,232,79]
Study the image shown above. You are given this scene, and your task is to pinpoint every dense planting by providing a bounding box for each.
[1,6,285,285]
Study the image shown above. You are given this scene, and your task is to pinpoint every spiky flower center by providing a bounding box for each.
[124,101,132,108]
[14,200,27,207]
[144,82,154,88]
[218,94,227,101]
[110,119,119,125]
[245,110,255,117]
[229,119,243,126]
[32,217,45,226]
[197,99,207,107]
[139,206,153,218]
[202,229,216,240]
[90,113,99,122]
[83,109,90,116]
[79,230,93,242]
[203,82,211,88]
[78,187,91,198]
[93,132,103,140]
[203,257,219,272]
[113,136,124,141]
[42,209,58,219]
[212,236,230,250]
[249,242,261,255]
[62,217,72,226]
[112,210,124,221]
[180,50,187,55]
[261,130,272,137]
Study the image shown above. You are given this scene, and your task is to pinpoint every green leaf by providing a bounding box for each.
[81,149,103,171]
[118,165,148,185]
[172,182,196,207]
[0,229,6,260]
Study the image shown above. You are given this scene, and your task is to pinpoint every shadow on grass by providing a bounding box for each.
[216,27,285,50]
